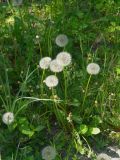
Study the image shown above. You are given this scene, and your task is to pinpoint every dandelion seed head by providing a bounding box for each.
[2,112,14,125]
[50,59,64,73]
[56,51,72,67]
[95,100,98,104]
[97,153,111,160]
[41,146,57,160]
[55,34,68,47]
[36,35,39,39]
[44,75,58,88]
[39,57,52,69]
[87,63,100,75]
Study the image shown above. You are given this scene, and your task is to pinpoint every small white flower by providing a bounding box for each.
[12,0,23,6]
[2,112,14,125]
[49,59,64,73]
[41,146,57,160]
[55,34,68,47]
[66,112,72,123]
[39,57,52,69]
[97,153,111,160]
[87,63,100,75]
[44,75,58,88]
[56,51,72,67]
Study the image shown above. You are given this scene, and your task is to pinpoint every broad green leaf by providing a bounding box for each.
[21,129,34,137]
[34,125,45,132]
[116,68,120,75]
[89,127,100,135]
[79,124,88,134]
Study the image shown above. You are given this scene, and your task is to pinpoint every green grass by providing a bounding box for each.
[0,0,120,159]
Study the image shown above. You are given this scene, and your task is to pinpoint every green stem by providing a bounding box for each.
[82,75,92,110]
[79,36,84,67]
[51,88,65,128]
[63,69,67,110]
[40,70,45,97]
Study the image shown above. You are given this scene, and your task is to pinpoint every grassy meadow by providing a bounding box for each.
[0,0,120,159]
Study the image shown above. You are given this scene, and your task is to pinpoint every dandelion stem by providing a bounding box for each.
[51,89,66,128]
[63,69,67,110]
[40,70,45,97]
[82,75,92,111]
